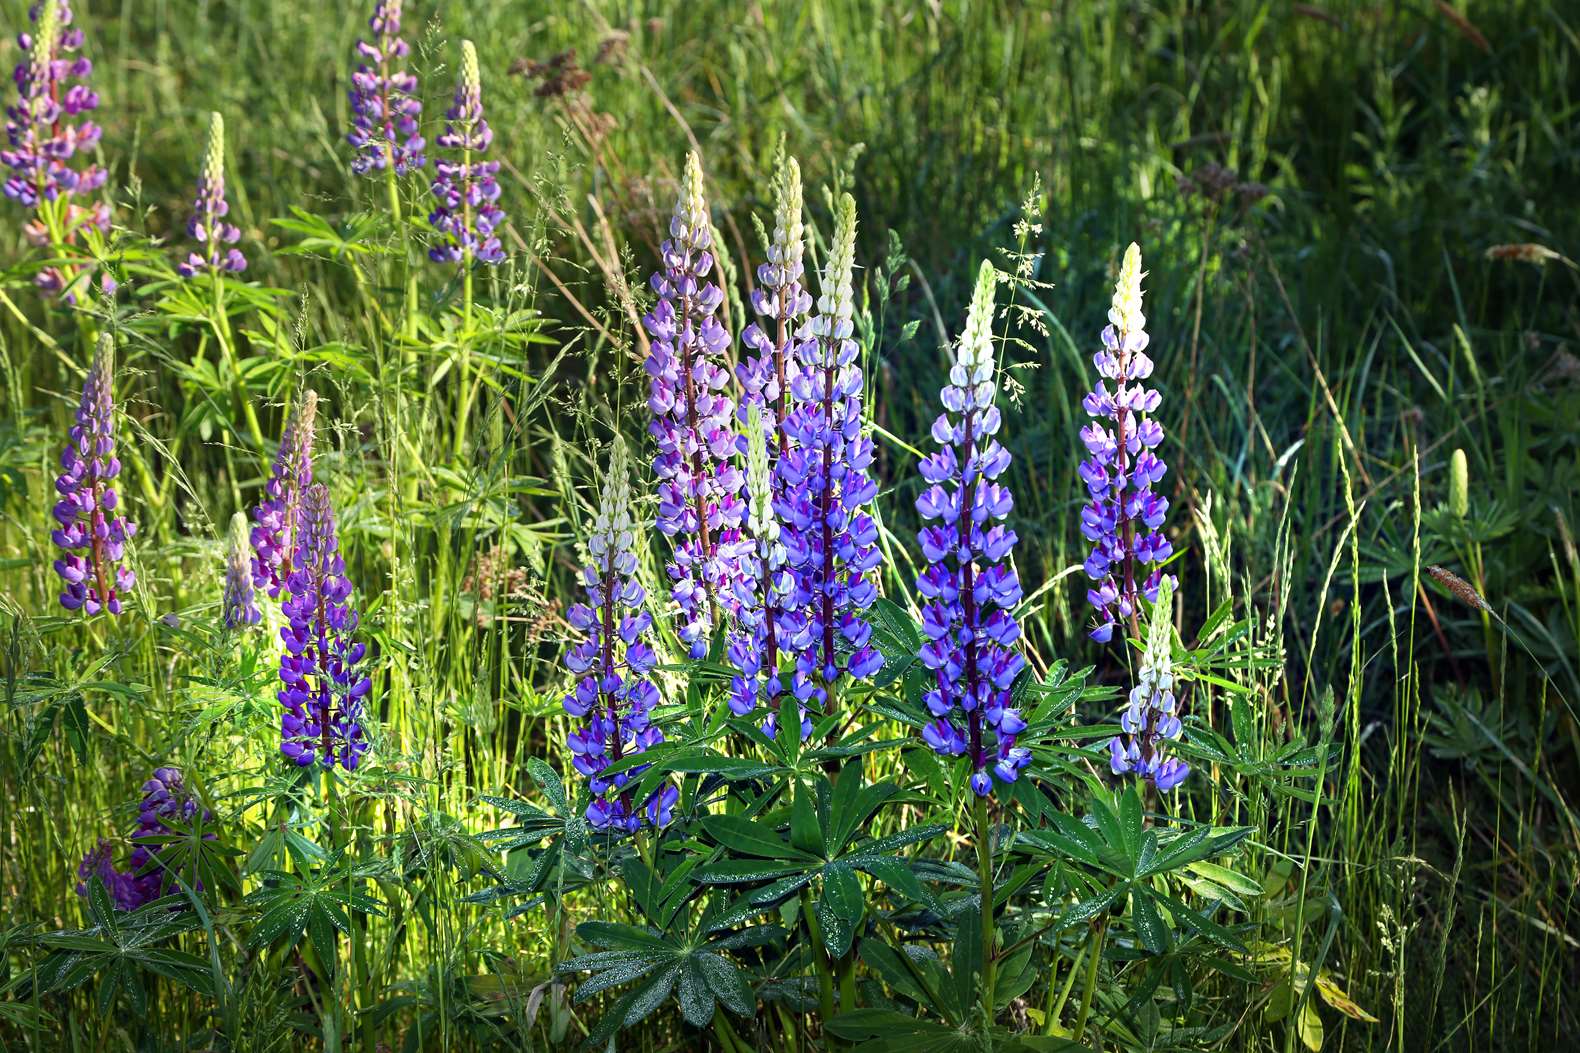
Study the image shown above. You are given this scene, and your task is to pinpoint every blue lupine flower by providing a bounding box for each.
[347,0,425,176]
[75,767,214,911]
[178,113,246,277]
[1108,577,1188,790]
[250,389,316,599]
[737,151,810,444]
[428,40,504,265]
[914,260,1029,796]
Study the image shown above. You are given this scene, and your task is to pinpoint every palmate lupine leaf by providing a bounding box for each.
[243,854,385,974]
[470,758,593,913]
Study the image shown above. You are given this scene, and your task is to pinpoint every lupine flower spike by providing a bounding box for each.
[223,511,260,629]
[178,113,246,277]
[348,0,424,176]
[1079,243,1173,643]
[251,389,317,599]
[429,40,504,265]
[563,438,678,831]
[727,404,807,740]
[278,483,371,771]
[778,193,882,716]
[915,261,1028,796]
[75,767,214,911]
[738,150,811,445]
[52,334,135,616]
[643,151,747,658]
[1108,577,1188,791]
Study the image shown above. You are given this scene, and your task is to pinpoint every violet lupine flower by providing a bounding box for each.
[223,511,259,629]
[737,152,811,446]
[915,261,1029,797]
[75,767,214,911]
[563,438,678,831]
[52,334,135,616]
[75,838,141,912]
[1108,577,1188,791]
[643,151,747,659]
[278,483,371,771]
[347,0,424,176]
[178,113,245,278]
[428,40,504,265]
[726,404,807,740]
[250,389,317,599]
[1079,243,1173,644]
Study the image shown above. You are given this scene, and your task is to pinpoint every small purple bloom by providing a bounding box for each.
[223,511,259,629]
[75,766,214,911]
[347,0,424,176]
[1107,578,1188,791]
[737,151,810,445]
[277,483,371,771]
[52,335,135,616]
[178,113,245,278]
[428,40,504,265]
[251,390,317,599]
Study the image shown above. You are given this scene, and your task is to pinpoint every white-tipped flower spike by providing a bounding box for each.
[674,151,710,247]
[178,112,246,276]
[1111,243,1145,335]
[223,511,260,629]
[813,193,858,338]
[27,2,60,118]
[771,155,805,293]
[744,403,778,547]
[589,435,636,566]
[1108,576,1189,791]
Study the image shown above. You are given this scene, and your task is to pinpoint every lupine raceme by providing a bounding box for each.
[178,112,246,278]
[75,767,213,911]
[738,150,810,445]
[347,0,424,177]
[563,437,678,831]
[52,334,135,616]
[1108,577,1188,791]
[223,511,260,630]
[251,389,317,599]
[429,40,504,265]
[643,151,746,658]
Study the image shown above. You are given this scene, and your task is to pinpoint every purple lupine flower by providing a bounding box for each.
[643,151,747,659]
[278,483,371,771]
[52,335,135,616]
[737,152,810,447]
[428,40,504,265]
[726,404,807,740]
[1079,243,1173,644]
[250,389,317,599]
[1108,577,1188,790]
[178,113,245,278]
[223,511,259,629]
[347,0,424,176]
[75,766,214,911]
[563,438,677,831]
[915,261,1029,796]
[74,838,140,911]
[777,193,881,716]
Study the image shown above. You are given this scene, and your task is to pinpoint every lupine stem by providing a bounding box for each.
[1072,916,1107,1046]
[975,792,996,1017]
[800,886,836,1025]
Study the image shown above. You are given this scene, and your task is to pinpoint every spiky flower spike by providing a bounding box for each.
[223,511,259,629]
[778,193,882,716]
[1079,243,1173,643]
[726,403,807,739]
[643,151,747,659]
[915,261,1028,796]
[563,438,677,831]
[428,40,504,265]
[1108,577,1187,790]
[250,389,317,599]
[52,333,136,616]
[75,766,214,911]
[178,113,246,278]
[348,0,424,176]
[278,484,371,771]
[738,150,811,444]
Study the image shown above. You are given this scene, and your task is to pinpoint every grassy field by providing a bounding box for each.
[1,0,1577,1050]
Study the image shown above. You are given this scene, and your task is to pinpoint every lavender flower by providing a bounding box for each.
[250,389,316,599]
[178,113,245,278]
[1079,243,1173,643]
[75,767,213,911]
[223,511,259,629]
[1107,577,1188,791]
[347,0,424,176]
[52,334,135,616]
[278,483,371,771]
[777,193,881,715]
[428,40,504,265]
[915,261,1028,796]
[643,151,747,658]
[737,151,810,444]
[563,438,677,831]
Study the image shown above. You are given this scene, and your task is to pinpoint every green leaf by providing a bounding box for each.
[1130,887,1171,955]
[700,814,815,863]
[818,864,866,958]
[696,952,755,1017]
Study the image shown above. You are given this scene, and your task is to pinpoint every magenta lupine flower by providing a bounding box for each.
[347,0,424,176]
[75,766,214,911]
[915,261,1029,797]
[1108,577,1188,791]
[52,335,135,616]
[737,153,810,446]
[428,40,504,265]
[277,483,371,771]
[250,389,317,599]
[1079,243,1174,643]
[178,113,245,278]
[777,193,881,716]
[563,439,678,831]
[643,151,747,659]
[223,511,259,629]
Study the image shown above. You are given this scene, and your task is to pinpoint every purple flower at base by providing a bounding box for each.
[1107,577,1188,791]
[52,335,135,616]
[75,838,140,911]
[562,438,674,832]
[428,40,504,265]
[777,193,881,717]
[643,152,747,658]
[223,511,259,629]
[278,484,371,772]
[251,389,317,599]
[75,767,215,911]
[178,113,245,278]
[914,261,1029,797]
[737,151,810,446]
[1079,243,1174,643]
[348,0,424,177]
